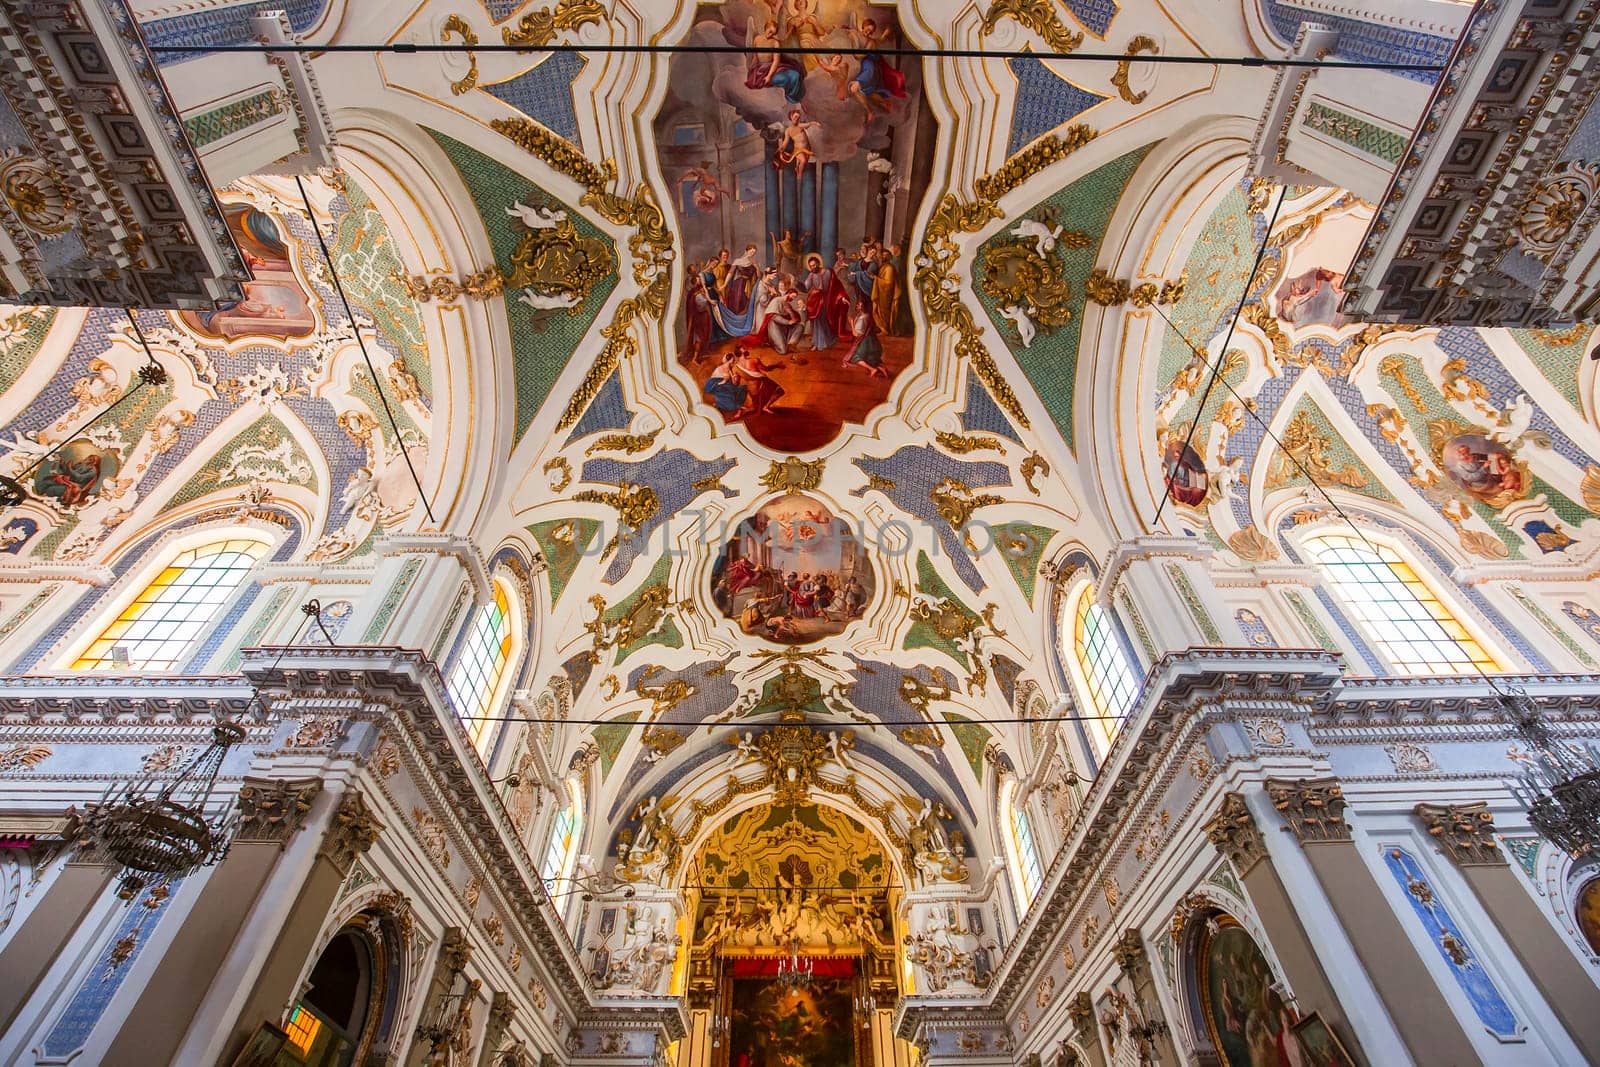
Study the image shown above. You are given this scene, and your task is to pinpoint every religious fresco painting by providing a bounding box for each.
[656,0,936,453]
[1162,438,1208,507]
[1272,207,1365,331]
[179,204,317,341]
[729,973,857,1067]
[711,493,874,644]
[1196,918,1315,1067]
[1576,877,1600,954]
[32,438,118,508]
[1439,432,1529,508]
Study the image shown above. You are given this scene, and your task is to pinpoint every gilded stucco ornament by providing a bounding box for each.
[440,15,480,95]
[759,456,826,493]
[586,427,661,456]
[1111,36,1159,104]
[501,0,608,46]
[581,583,686,663]
[979,0,1083,53]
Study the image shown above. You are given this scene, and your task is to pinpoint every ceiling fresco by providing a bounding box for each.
[3,0,1600,907]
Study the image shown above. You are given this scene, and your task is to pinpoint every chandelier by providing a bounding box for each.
[82,721,247,900]
[775,938,814,992]
[1504,690,1600,858]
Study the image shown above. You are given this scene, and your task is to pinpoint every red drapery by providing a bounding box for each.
[728,956,857,979]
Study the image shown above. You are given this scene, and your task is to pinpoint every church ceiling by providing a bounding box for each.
[4,0,1600,865]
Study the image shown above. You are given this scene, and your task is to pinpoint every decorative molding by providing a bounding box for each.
[1264,777,1350,844]
[1414,802,1507,868]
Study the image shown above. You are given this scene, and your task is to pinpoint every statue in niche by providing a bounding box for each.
[906,796,968,886]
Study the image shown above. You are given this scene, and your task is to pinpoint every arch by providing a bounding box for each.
[998,776,1042,908]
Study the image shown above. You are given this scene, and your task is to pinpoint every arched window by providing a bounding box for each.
[1062,583,1141,753]
[541,781,584,892]
[1304,533,1500,675]
[71,536,268,671]
[445,581,518,752]
[1001,779,1043,906]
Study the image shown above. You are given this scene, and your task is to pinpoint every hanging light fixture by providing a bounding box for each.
[1503,689,1600,858]
[775,938,814,992]
[80,720,247,901]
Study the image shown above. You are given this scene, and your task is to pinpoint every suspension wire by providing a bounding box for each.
[293,175,438,526]
[1152,185,1288,527]
[146,39,1448,75]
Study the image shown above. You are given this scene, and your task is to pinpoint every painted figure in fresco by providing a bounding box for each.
[801,253,851,349]
[685,273,715,361]
[704,350,751,414]
[1275,266,1347,328]
[1163,438,1210,507]
[773,108,823,178]
[733,346,788,414]
[756,277,808,353]
[843,16,905,118]
[747,19,806,103]
[32,438,117,508]
[844,300,886,377]
[680,162,735,213]
[770,228,811,277]
[180,205,316,341]
[1441,433,1526,506]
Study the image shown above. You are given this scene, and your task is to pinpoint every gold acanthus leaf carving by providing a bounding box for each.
[1021,451,1050,494]
[979,0,1083,55]
[583,584,676,662]
[930,478,1007,549]
[1265,410,1368,491]
[759,456,826,492]
[501,0,607,47]
[935,430,1007,455]
[396,268,505,303]
[505,214,616,302]
[441,15,480,95]
[1084,269,1186,308]
[974,125,1098,203]
[586,427,661,456]
[490,118,617,192]
[1111,35,1158,104]
[571,482,660,558]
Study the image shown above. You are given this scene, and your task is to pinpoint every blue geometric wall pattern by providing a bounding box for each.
[484,53,585,143]
[959,369,1022,444]
[1006,57,1109,157]
[1380,847,1520,1039]
[1064,0,1119,37]
[143,0,329,65]
[567,369,632,443]
[1261,0,1454,85]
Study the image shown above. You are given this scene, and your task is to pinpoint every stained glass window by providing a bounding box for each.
[72,537,267,671]
[283,1005,322,1055]
[542,784,583,891]
[1069,585,1142,751]
[1305,533,1499,675]
[446,582,516,751]
[1003,781,1043,905]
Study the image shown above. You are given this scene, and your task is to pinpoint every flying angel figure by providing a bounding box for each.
[1011,218,1064,257]
[506,202,567,229]
[517,288,582,311]
[998,304,1037,348]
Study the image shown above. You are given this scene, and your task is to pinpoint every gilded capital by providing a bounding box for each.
[1067,990,1095,1032]
[235,778,322,845]
[1054,1043,1082,1067]
[1112,928,1147,974]
[1415,802,1506,867]
[1264,777,1350,844]
[1204,792,1267,873]
[322,789,383,870]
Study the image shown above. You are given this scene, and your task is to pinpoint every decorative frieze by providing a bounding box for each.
[1414,802,1506,868]
[1264,778,1351,844]
[1204,793,1267,873]
[234,778,322,845]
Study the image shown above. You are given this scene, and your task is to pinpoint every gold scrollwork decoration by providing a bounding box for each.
[572,481,661,558]
[1020,451,1050,494]
[501,0,607,46]
[979,0,1083,54]
[974,125,1098,203]
[1111,35,1158,104]
[396,267,505,303]
[441,15,481,95]
[759,456,826,493]
[930,478,1006,549]
[585,428,661,456]
[1083,269,1185,308]
[934,430,1007,456]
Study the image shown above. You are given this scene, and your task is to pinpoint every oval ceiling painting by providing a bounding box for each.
[711,493,874,644]
[656,0,935,453]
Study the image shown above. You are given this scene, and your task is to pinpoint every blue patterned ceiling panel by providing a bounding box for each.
[484,53,585,143]
[1006,56,1109,157]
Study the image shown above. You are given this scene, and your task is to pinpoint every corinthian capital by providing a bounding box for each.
[1264,777,1350,844]
[1415,802,1506,867]
[1204,792,1267,873]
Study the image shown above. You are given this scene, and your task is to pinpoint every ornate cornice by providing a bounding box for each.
[1415,801,1507,868]
[1097,535,1216,609]
[241,646,597,1013]
[0,677,257,725]
[1204,793,1266,875]
[1264,777,1350,844]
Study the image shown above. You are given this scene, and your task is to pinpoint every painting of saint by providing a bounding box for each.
[711,493,873,645]
[32,438,117,508]
[729,975,856,1067]
[180,204,316,341]
[1162,438,1209,507]
[656,1,934,453]
[1440,433,1528,508]
[1274,266,1347,329]
[1198,917,1306,1067]
[1577,878,1600,955]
